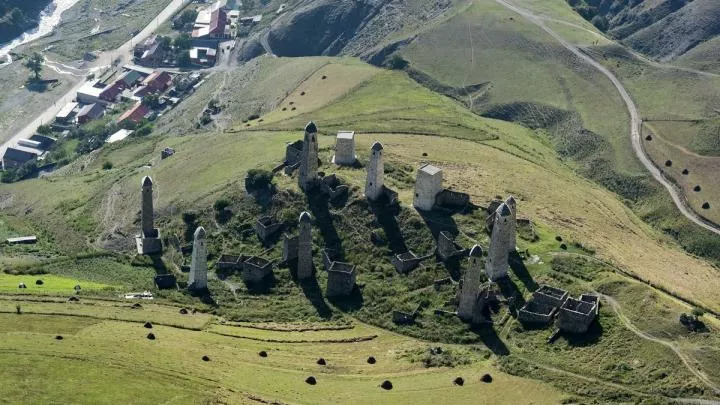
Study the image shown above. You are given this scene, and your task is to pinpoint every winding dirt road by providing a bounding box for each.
[494,0,720,237]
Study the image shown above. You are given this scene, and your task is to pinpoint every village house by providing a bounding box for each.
[118,103,151,126]
[76,103,106,124]
[2,147,38,170]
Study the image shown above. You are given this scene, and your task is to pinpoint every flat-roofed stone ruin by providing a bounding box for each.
[437,231,466,262]
[319,174,349,200]
[188,226,208,291]
[216,254,245,271]
[457,245,483,321]
[518,299,558,325]
[153,274,177,290]
[299,122,319,191]
[391,250,433,274]
[392,309,418,325]
[254,216,282,243]
[284,140,304,174]
[332,131,357,166]
[297,211,314,280]
[135,176,162,254]
[326,261,357,298]
[485,202,515,281]
[282,233,299,264]
[242,256,274,283]
[558,294,599,334]
[413,164,444,211]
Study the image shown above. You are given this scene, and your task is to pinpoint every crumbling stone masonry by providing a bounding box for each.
[413,164,443,211]
[299,122,319,191]
[326,261,357,297]
[518,285,569,326]
[332,131,356,166]
[458,245,483,321]
[297,212,314,280]
[255,216,282,243]
[284,140,303,174]
[154,274,177,290]
[485,203,514,281]
[392,251,423,273]
[320,174,349,200]
[243,256,274,283]
[533,285,569,308]
[471,283,500,325]
[436,189,470,210]
[135,176,162,254]
[188,227,208,291]
[365,141,384,200]
[437,231,465,261]
[558,294,599,333]
[216,254,246,271]
[282,234,299,263]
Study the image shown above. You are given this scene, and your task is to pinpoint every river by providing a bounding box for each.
[0,0,81,64]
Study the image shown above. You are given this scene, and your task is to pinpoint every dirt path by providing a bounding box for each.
[601,294,720,396]
[494,0,720,238]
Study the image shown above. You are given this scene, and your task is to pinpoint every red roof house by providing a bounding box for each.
[118,103,150,125]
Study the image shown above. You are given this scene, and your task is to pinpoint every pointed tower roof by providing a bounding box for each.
[305,121,317,134]
[505,195,516,206]
[497,203,512,217]
[469,244,483,257]
[194,226,206,239]
[142,176,153,187]
[371,141,383,151]
[299,211,312,223]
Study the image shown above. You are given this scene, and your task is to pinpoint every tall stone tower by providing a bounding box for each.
[413,164,443,211]
[485,203,513,281]
[505,195,517,252]
[188,226,208,291]
[141,176,154,236]
[299,121,319,191]
[458,244,483,321]
[135,176,162,254]
[297,211,313,280]
[365,141,384,200]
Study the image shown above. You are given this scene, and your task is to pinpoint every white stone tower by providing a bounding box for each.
[365,141,384,200]
[332,131,356,166]
[413,164,443,211]
[505,195,517,252]
[188,226,208,290]
[458,244,483,321]
[297,211,313,280]
[485,203,513,281]
[299,121,319,191]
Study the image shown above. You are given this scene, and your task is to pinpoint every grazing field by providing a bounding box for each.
[0,274,110,293]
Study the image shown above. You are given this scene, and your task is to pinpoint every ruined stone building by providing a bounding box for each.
[437,231,465,261]
[505,196,517,252]
[242,256,273,283]
[299,122,319,191]
[458,245,483,321]
[518,285,569,326]
[413,164,443,211]
[135,176,162,254]
[365,141,384,200]
[332,131,356,166]
[255,216,282,243]
[188,226,208,291]
[282,234,299,263]
[485,202,513,281]
[297,211,314,280]
[558,294,599,333]
[326,262,357,297]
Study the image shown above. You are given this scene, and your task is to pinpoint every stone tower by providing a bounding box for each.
[413,164,443,211]
[297,211,313,280]
[333,131,356,166]
[365,141,384,200]
[505,195,517,252]
[485,203,513,281]
[458,244,483,321]
[188,226,208,291]
[141,176,154,236]
[299,121,319,191]
[135,176,162,254]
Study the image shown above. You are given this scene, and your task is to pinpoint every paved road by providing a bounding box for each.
[495,0,720,237]
[0,0,190,157]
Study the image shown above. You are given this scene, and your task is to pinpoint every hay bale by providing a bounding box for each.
[453,377,464,386]
[305,376,317,385]
[682,169,689,175]
[35,279,44,285]
[67,296,80,302]
[131,303,142,309]
[694,185,702,192]
[147,333,156,340]
[560,243,567,250]
[202,355,210,362]
[143,322,153,329]
[665,160,672,167]
[322,75,327,80]
[555,236,563,242]
[300,91,306,96]
[702,202,711,209]
[179,308,188,314]
[480,374,492,383]
[259,351,268,357]
[55,335,63,340]
[316,358,326,365]
[645,135,652,141]
[380,380,393,390]
[367,356,376,364]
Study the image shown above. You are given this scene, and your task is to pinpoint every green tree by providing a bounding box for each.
[177,51,191,67]
[24,52,44,81]
[142,94,160,109]
[180,9,198,24]
[173,33,192,50]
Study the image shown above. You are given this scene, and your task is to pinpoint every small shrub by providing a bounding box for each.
[214,198,231,212]
[245,169,274,191]
[691,307,705,317]
[182,211,198,224]
[102,161,113,170]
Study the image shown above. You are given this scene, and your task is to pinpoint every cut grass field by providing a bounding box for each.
[643,123,720,225]
[0,299,567,405]
[0,274,109,293]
